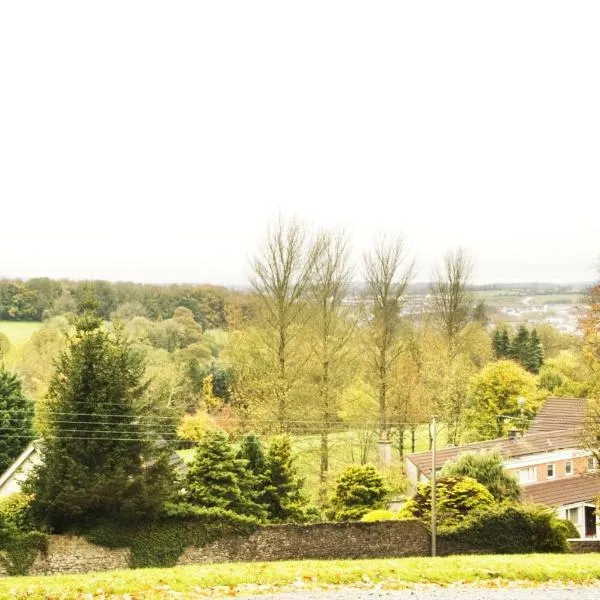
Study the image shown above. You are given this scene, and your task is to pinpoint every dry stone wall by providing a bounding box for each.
[0,520,432,577]
[179,520,430,564]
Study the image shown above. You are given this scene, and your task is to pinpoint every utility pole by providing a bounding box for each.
[431,414,437,557]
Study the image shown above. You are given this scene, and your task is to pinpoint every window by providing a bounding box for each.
[565,461,573,476]
[566,507,580,525]
[588,457,597,472]
[547,464,555,479]
[518,467,537,484]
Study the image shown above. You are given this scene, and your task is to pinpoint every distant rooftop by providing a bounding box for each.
[407,397,589,477]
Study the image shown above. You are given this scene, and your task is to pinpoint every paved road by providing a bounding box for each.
[236,585,600,600]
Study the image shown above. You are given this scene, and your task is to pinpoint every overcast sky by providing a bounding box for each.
[1,2,599,286]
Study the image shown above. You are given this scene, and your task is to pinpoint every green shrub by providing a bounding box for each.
[440,451,521,502]
[360,510,398,522]
[0,527,48,576]
[325,464,389,522]
[439,503,572,553]
[0,493,36,532]
[84,505,259,568]
[557,518,580,539]
[400,477,495,528]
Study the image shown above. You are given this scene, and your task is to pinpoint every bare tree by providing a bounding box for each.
[250,216,318,430]
[429,248,474,445]
[363,235,415,445]
[309,229,354,497]
[430,248,474,357]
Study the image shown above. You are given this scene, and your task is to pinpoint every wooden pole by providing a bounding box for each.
[431,415,437,557]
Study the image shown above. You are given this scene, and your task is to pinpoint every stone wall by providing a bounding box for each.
[0,520,432,577]
[569,539,600,553]
[179,520,430,564]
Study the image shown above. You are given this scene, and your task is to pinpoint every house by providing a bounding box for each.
[405,397,600,538]
[0,439,187,498]
[0,442,42,497]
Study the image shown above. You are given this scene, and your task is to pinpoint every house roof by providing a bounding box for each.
[523,475,600,507]
[407,428,584,478]
[527,397,589,434]
[0,442,38,491]
[406,397,589,478]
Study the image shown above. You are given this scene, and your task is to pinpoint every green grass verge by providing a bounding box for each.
[2,554,600,599]
[0,320,41,347]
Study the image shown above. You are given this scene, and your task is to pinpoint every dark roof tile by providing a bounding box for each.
[407,428,584,478]
[523,475,600,506]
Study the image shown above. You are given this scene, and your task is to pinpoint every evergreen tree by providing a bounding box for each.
[525,328,544,374]
[25,302,174,531]
[262,435,306,522]
[0,369,33,474]
[183,429,265,519]
[492,328,510,359]
[325,464,389,521]
[492,330,503,359]
[238,432,267,477]
[500,329,510,358]
[509,325,530,365]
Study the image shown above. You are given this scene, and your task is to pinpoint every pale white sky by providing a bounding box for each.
[1,2,599,286]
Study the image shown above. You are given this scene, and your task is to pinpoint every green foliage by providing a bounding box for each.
[360,509,399,522]
[558,517,580,539]
[400,477,495,528]
[493,326,544,374]
[0,278,229,328]
[238,432,267,475]
[0,527,48,575]
[261,435,307,523]
[183,429,265,519]
[466,360,540,441]
[439,503,573,553]
[525,329,544,374]
[0,493,36,532]
[25,306,174,531]
[326,464,389,521]
[440,451,521,502]
[84,506,258,568]
[492,328,510,359]
[537,349,593,398]
[0,369,34,474]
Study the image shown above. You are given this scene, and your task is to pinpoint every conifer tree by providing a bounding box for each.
[0,369,33,474]
[500,329,510,358]
[183,429,265,519]
[510,325,530,365]
[525,328,544,374]
[26,300,174,531]
[238,432,267,478]
[492,330,504,359]
[262,435,306,522]
[493,328,511,359]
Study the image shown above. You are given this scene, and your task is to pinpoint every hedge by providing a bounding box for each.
[439,503,574,554]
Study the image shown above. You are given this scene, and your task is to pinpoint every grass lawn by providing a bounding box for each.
[0,320,41,347]
[2,554,600,599]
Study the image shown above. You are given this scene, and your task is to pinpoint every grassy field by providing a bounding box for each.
[1,554,600,599]
[0,320,42,347]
